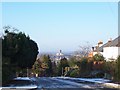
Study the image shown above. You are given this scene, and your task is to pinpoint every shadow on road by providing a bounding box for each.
[37,88,119,90]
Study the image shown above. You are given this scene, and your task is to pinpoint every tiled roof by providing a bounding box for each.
[95,36,120,52]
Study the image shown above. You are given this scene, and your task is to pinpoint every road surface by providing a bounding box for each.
[33,77,119,90]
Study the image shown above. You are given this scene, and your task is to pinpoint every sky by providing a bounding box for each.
[2,2,118,53]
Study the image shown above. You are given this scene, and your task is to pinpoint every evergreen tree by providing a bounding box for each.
[57,57,69,76]
[42,55,53,76]
[2,26,38,84]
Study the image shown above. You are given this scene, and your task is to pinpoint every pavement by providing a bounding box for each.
[1,77,119,90]
[33,77,119,90]
[102,83,120,89]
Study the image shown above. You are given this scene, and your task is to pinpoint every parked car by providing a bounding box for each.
[1,77,38,90]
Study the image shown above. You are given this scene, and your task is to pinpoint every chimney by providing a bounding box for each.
[108,38,112,42]
[92,47,94,51]
[95,45,98,50]
[98,40,103,47]
[60,50,62,53]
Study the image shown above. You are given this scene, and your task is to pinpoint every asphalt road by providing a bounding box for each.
[34,77,119,90]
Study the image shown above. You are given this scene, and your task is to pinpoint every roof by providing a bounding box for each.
[95,36,120,52]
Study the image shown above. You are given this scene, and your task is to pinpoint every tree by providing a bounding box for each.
[57,57,69,76]
[52,61,57,76]
[42,55,53,76]
[75,42,91,58]
[68,57,78,67]
[2,26,38,68]
[104,61,116,79]
[115,56,120,81]
[92,54,105,77]
[70,69,79,77]
[75,57,93,77]
[93,54,104,61]
[32,60,42,76]
[2,26,38,83]
[79,58,88,76]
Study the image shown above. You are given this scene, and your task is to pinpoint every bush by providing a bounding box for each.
[90,71,104,78]
[93,54,104,61]
[114,56,120,81]
[70,69,79,77]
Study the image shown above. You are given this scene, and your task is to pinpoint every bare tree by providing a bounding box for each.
[75,42,91,58]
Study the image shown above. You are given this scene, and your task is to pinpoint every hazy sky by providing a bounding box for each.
[2,2,118,53]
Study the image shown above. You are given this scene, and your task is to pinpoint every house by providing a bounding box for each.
[52,50,64,64]
[89,36,120,61]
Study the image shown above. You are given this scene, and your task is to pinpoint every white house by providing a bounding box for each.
[92,36,120,61]
[53,50,64,64]
[103,47,120,61]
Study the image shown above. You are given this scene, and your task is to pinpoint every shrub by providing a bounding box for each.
[115,56,120,81]
[93,54,104,61]
[70,69,79,77]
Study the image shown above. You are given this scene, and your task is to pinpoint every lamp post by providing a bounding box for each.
[27,67,28,77]
[62,67,63,76]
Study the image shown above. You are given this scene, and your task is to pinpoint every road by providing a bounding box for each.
[34,77,119,90]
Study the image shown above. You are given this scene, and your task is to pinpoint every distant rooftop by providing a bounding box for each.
[94,36,120,52]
